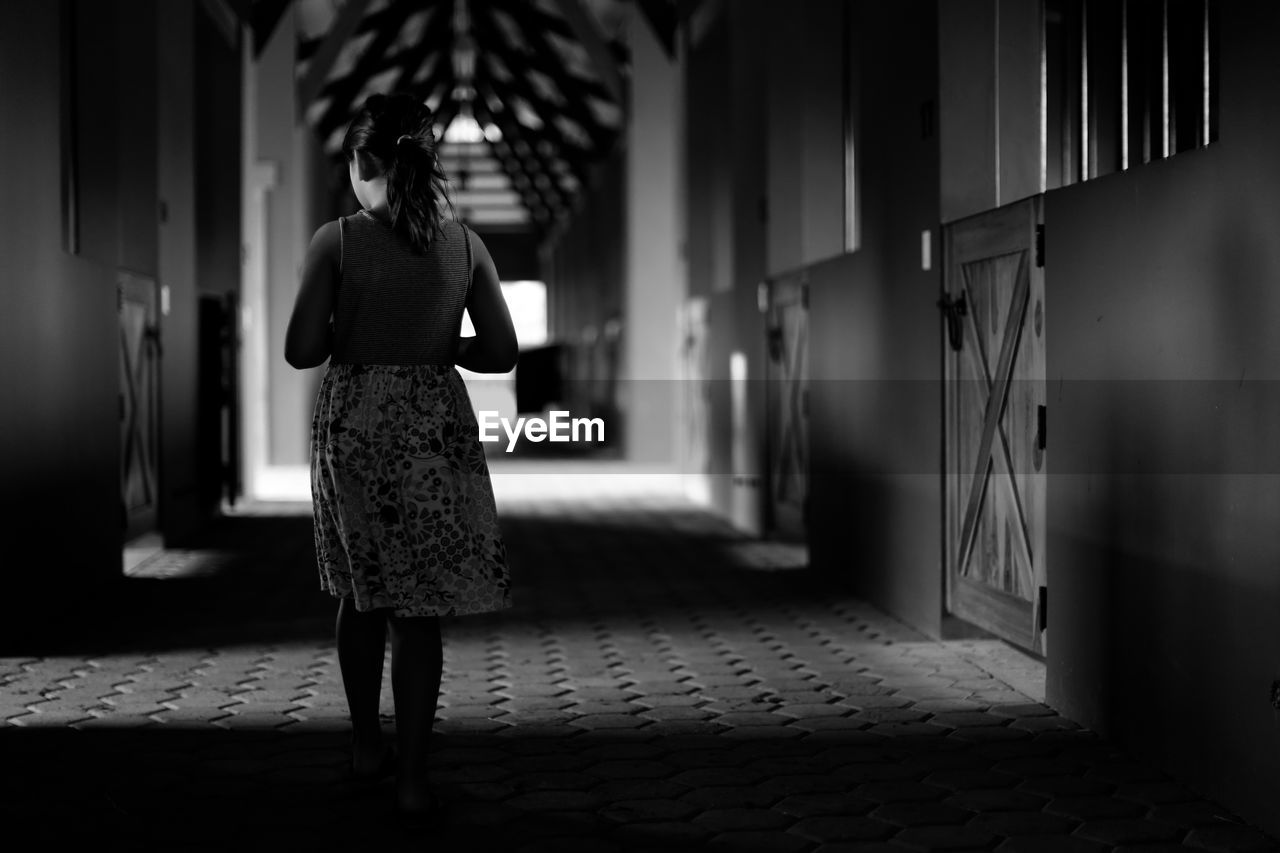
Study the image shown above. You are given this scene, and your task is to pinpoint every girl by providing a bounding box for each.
[285,92,518,820]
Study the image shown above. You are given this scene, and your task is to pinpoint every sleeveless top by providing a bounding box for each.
[330,210,473,365]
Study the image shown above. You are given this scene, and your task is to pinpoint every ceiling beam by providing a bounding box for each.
[315,5,453,140]
[298,2,421,62]
[492,2,620,111]
[472,10,611,159]
[487,1,620,151]
[297,0,375,108]
[471,86,560,223]
[549,0,624,104]
[473,71,586,206]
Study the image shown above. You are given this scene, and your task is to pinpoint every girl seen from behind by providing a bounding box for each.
[285,92,518,822]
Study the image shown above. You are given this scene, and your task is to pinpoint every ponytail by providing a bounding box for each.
[342,93,458,254]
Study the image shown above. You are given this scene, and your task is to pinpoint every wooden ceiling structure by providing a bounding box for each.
[235,0,678,233]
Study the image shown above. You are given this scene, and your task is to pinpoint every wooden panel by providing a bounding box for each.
[766,277,808,540]
[679,297,711,476]
[944,197,1046,654]
[119,272,160,541]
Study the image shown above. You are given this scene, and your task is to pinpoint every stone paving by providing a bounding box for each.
[1,483,1276,852]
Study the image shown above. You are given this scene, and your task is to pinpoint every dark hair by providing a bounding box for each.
[342,92,456,254]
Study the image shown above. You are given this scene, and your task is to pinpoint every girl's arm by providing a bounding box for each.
[285,221,340,369]
[456,229,518,373]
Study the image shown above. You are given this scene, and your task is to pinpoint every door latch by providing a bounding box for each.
[937,292,967,352]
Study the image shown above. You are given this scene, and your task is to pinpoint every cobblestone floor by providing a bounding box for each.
[1,479,1275,852]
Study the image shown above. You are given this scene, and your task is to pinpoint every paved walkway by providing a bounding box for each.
[1,477,1275,852]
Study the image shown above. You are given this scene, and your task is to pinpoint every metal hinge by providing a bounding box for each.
[1037,404,1047,451]
[1038,586,1048,631]
[1035,224,1045,267]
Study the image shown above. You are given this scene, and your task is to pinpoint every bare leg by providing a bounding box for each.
[336,597,389,773]
[387,613,444,811]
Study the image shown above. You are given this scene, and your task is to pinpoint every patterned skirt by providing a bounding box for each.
[309,362,512,617]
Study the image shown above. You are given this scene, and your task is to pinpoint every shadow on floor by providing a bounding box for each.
[2,504,819,658]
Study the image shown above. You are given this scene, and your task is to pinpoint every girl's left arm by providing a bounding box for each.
[285,221,341,369]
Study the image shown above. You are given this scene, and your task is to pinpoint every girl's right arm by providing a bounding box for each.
[456,229,518,373]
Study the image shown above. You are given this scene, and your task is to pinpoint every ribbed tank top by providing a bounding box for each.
[330,210,473,365]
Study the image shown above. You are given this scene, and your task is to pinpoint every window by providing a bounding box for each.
[1046,0,1217,190]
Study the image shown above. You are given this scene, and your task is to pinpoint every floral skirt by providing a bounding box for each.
[310,362,512,617]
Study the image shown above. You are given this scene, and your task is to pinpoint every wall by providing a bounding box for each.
[542,149,625,435]
[0,3,121,616]
[681,0,943,632]
[806,0,944,636]
[621,4,684,464]
[0,1,223,634]
[1043,3,1280,834]
[687,0,769,531]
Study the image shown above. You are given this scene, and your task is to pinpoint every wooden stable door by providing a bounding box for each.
[679,297,711,480]
[766,276,809,541]
[942,198,1047,654]
[119,271,161,541]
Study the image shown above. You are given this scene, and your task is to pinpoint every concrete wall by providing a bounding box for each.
[1042,3,1280,835]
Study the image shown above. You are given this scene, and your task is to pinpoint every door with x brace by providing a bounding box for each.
[943,197,1047,655]
[766,275,808,542]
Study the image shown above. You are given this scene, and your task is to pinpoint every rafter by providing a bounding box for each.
[549,0,623,104]
[297,2,429,62]
[473,71,586,208]
[493,0,620,108]
[487,0,620,147]
[297,0,375,108]
[315,5,453,140]
[472,10,610,160]
[471,86,560,222]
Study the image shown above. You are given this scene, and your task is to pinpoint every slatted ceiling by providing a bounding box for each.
[453,189,525,206]
[412,53,441,85]
[546,31,595,80]
[465,208,532,225]
[463,172,512,191]
[325,30,372,81]
[348,68,396,111]
[324,126,346,156]
[586,96,622,130]
[305,97,331,126]
[295,0,628,234]
[528,68,566,106]
[391,9,432,52]
[554,115,592,149]
[489,7,529,52]
[512,99,545,131]
[486,53,515,83]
